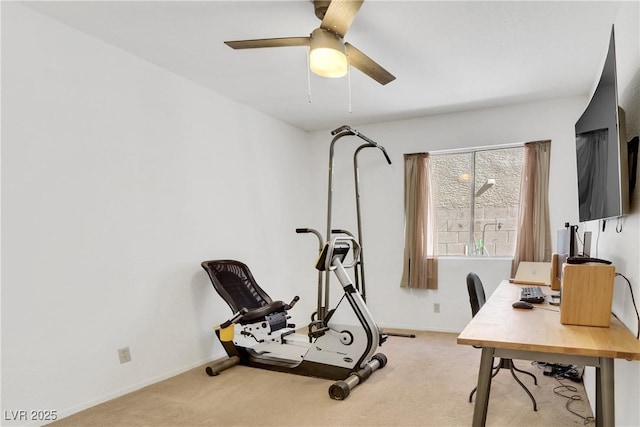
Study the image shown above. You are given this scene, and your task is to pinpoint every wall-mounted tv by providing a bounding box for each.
[575,26,628,223]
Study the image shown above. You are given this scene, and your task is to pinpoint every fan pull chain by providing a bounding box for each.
[347,55,352,113]
[306,48,312,103]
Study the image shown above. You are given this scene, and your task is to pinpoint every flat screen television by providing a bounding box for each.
[575,26,628,223]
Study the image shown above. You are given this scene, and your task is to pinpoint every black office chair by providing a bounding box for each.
[466,272,538,411]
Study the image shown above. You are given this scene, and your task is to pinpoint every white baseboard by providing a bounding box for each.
[51,354,224,426]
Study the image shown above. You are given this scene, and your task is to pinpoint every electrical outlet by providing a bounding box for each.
[118,347,132,364]
[434,303,440,314]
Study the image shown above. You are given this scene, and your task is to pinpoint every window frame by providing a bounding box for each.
[430,142,524,257]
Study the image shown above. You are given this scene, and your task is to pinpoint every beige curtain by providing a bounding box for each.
[401,153,438,289]
[512,140,552,275]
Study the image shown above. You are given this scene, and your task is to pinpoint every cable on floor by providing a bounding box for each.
[532,362,594,424]
[553,378,595,425]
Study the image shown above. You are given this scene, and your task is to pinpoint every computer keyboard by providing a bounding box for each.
[520,286,545,304]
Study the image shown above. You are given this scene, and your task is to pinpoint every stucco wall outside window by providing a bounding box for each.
[431,147,523,256]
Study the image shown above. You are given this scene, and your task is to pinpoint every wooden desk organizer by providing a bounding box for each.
[560,263,615,327]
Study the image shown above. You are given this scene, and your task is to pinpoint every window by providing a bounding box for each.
[431,146,523,256]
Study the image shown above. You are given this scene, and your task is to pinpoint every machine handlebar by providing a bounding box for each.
[380,146,392,165]
[331,125,352,135]
[333,125,392,165]
[220,307,249,329]
[287,296,300,309]
[295,227,324,249]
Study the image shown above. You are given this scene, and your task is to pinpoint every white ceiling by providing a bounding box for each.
[23,1,623,132]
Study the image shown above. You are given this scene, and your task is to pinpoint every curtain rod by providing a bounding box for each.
[409,141,525,157]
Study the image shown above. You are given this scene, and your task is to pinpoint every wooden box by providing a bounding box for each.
[550,253,568,291]
[560,263,615,327]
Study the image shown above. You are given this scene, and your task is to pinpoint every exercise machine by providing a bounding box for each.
[202,236,387,400]
[329,125,391,301]
[326,125,415,339]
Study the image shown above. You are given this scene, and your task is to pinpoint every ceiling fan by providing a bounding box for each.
[224,0,395,85]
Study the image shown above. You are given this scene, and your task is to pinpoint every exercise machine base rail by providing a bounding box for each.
[386,331,416,338]
[328,353,388,400]
[205,355,241,377]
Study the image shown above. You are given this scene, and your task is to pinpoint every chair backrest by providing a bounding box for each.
[201,260,273,314]
[466,272,487,317]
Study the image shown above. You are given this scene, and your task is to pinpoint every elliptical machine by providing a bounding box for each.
[202,236,387,400]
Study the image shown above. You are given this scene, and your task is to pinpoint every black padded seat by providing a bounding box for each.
[241,301,288,322]
[201,260,289,325]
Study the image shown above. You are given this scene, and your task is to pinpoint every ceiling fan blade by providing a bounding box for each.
[320,0,363,38]
[224,37,310,49]
[345,43,395,85]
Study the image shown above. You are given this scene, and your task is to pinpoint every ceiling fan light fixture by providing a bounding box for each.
[309,28,347,78]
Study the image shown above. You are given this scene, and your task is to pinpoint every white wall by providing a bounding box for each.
[311,94,640,425]
[578,3,640,424]
[1,4,315,424]
[307,8,638,419]
[308,97,586,332]
[3,1,639,426]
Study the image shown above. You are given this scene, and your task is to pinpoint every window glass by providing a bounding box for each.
[432,146,523,256]
[432,153,472,256]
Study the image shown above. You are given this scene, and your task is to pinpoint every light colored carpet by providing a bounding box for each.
[49,330,593,426]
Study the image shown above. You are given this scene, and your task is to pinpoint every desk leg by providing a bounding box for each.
[596,358,615,427]
[472,347,494,427]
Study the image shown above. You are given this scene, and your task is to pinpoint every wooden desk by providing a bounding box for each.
[457,280,640,427]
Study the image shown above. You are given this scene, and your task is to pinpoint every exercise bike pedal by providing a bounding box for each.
[308,327,330,339]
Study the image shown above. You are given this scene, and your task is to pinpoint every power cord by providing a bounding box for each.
[595,221,601,257]
[532,362,594,425]
[575,224,583,247]
[553,378,595,425]
[613,272,640,339]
